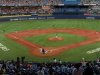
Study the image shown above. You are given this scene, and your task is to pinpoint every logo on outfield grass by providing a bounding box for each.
[87,48,100,54]
[0,43,9,51]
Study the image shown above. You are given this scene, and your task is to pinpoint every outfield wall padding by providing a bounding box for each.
[0,15,100,22]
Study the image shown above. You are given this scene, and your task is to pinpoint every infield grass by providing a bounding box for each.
[25,33,88,47]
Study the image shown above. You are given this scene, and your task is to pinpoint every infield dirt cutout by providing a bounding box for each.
[6,28,100,57]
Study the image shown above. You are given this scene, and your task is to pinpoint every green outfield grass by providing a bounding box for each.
[0,19,100,62]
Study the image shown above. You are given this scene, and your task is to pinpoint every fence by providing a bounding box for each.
[0,14,100,22]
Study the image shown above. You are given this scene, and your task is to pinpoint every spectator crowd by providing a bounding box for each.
[0,0,63,6]
[0,7,39,15]
[0,57,100,75]
[0,0,100,16]
[0,0,61,15]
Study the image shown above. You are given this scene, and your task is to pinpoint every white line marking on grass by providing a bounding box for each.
[0,43,10,51]
[87,48,100,54]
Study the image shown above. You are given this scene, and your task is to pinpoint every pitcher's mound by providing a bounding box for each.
[48,36,64,41]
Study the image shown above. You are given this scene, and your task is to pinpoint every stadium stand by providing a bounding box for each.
[0,57,100,75]
[81,0,100,5]
[85,5,100,16]
[0,0,100,16]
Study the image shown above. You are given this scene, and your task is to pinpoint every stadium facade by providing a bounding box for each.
[0,0,100,21]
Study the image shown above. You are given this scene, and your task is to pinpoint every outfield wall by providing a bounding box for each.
[0,15,100,22]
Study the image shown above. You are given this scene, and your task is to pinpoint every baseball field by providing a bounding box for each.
[0,19,100,62]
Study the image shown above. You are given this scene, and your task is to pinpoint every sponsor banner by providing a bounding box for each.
[0,15,100,22]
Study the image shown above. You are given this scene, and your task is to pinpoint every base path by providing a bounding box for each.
[5,28,100,57]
